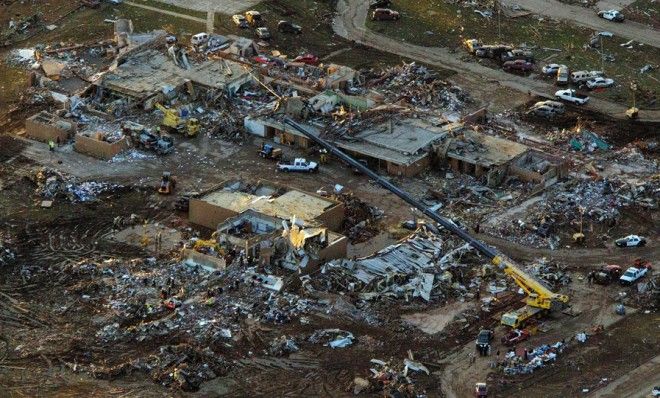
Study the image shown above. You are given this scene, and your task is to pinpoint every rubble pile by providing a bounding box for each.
[366,62,469,111]
[503,341,565,375]
[323,226,480,302]
[336,192,384,243]
[526,259,571,290]
[35,168,123,202]
[0,237,16,267]
[351,356,429,396]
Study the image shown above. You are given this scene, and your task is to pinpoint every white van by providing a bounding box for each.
[571,70,603,84]
[191,32,209,46]
[556,65,569,85]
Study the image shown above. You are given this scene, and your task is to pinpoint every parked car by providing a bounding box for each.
[528,105,559,118]
[532,100,565,113]
[593,264,622,285]
[464,39,483,54]
[555,89,590,105]
[232,14,248,29]
[500,329,530,346]
[475,329,493,356]
[586,77,615,89]
[371,8,400,21]
[598,9,624,22]
[190,32,209,47]
[615,234,647,247]
[542,63,564,75]
[475,382,488,398]
[619,265,650,285]
[255,27,271,40]
[501,49,534,63]
[556,65,570,85]
[503,60,534,72]
[571,70,604,84]
[278,20,302,34]
[369,0,392,8]
[293,53,320,65]
[245,10,263,26]
[277,158,319,173]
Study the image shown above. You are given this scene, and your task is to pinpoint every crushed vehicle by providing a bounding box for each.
[476,44,512,59]
[615,234,647,247]
[528,105,559,118]
[278,20,302,34]
[598,9,625,22]
[533,100,565,113]
[464,39,482,54]
[245,10,263,27]
[555,89,589,105]
[503,60,534,73]
[255,27,271,40]
[501,329,530,346]
[232,14,248,29]
[293,54,320,66]
[371,8,401,21]
[122,122,174,155]
[190,32,209,47]
[619,264,650,285]
[586,77,615,89]
[593,265,622,285]
[501,49,534,63]
[541,63,564,75]
[277,158,319,173]
[475,329,493,356]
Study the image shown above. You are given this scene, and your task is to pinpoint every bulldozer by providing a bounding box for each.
[155,103,200,137]
[158,172,176,195]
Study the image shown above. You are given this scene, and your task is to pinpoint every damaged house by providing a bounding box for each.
[335,119,460,177]
[437,128,567,187]
[188,180,345,231]
[94,44,253,109]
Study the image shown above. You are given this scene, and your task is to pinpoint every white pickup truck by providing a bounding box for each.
[277,158,319,173]
[619,266,649,285]
[555,89,590,105]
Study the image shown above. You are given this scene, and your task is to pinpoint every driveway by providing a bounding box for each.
[333,0,660,122]
[501,0,660,47]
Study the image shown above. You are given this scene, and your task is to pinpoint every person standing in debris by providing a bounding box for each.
[48,140,55,152]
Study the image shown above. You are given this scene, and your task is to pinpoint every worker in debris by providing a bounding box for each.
[319,148,328,164]
[48,140,55,152]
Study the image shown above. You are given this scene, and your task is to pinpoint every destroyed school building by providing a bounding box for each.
[187,180,347,269]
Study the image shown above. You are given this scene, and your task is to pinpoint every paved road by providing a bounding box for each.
[501,0,660,47]
[333,0,660,122]
[124,1,206,23]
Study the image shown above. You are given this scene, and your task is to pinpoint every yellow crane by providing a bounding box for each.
[282,117,570,329]
[155,103,200,137]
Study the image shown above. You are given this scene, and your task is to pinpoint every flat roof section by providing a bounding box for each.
[201,188,337,224]
[446,129,529,168]
[335,120,455,166]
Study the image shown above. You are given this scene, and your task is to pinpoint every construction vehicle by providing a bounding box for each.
[572,206,585,244]
[122,121,174,155]
[158,172,176,195]
[281,116,570,329]
[155,103,200,137]
[258,143,283,160]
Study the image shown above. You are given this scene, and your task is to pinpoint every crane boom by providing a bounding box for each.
[282,117,568,323]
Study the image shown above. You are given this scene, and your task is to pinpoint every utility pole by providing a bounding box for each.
[496,0,502,40]
[600,35,605,73]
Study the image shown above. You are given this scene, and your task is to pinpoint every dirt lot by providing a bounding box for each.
[0,1,659,397]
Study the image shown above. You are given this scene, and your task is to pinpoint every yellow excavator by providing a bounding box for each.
[155,103,200,137]
[281,116,570,330]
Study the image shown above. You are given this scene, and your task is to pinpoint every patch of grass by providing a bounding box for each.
[366,0,659,108]
[623,0,660,29]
